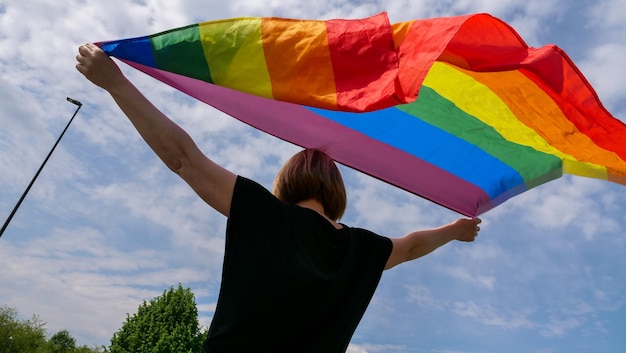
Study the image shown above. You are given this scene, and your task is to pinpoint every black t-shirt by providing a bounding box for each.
[202,176,392,353]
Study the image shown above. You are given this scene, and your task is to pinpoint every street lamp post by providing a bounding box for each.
[0,98,83,239]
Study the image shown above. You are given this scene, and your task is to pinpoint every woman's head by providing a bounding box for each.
[273,149,347,221]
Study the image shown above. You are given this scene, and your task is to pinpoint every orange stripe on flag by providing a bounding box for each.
[261,18,338,109]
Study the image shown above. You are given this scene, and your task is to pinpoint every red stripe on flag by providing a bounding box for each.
[325,13,402,111]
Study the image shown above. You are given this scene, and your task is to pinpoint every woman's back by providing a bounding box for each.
[202,176,392,353]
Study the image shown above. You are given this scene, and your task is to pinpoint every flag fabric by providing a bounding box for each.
[98,12,626,217]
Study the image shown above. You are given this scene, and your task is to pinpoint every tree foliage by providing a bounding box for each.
[107,284,206,353]
[0,305,47,353]
[49,329,77,353]
[1,284,204,353]
[0,305,102,353]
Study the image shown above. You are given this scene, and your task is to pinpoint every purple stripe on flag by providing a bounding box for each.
[122,60,493,216]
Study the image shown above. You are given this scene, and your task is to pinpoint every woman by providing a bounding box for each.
[76,43,481,353]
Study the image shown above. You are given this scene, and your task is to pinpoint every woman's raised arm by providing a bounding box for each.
[76,44,236,216]
[385,218,481,270]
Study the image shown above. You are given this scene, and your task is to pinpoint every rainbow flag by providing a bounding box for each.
[99,13,626,216]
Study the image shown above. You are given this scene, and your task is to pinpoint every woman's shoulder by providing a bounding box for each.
[229,176,285,219]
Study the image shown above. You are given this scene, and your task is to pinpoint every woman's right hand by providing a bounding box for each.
[451,218,482,242]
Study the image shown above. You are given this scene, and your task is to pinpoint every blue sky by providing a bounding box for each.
[1,0,625,352]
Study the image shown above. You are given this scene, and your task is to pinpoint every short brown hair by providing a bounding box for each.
[273,149,347,221]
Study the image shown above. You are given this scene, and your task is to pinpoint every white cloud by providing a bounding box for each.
[406,285,447,310]
[588,0,626,35]
[385,0,564,45]
[579,43,626,114]
[347,343,408,353]
[492,177,622,240]
[229,0,380,20]
[437,265,496,290]
[0,228,179,343]
[540,317,584,337]
[452,300,535,329]
[457,242,504,261]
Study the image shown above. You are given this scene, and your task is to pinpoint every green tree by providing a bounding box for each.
[49,329,77,353]
[1,305,103,353]
[0,305,48,353]
[74,344,105,353]
[107,284,206,353]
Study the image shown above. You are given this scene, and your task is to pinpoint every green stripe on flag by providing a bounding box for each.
[151,25,213,83]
